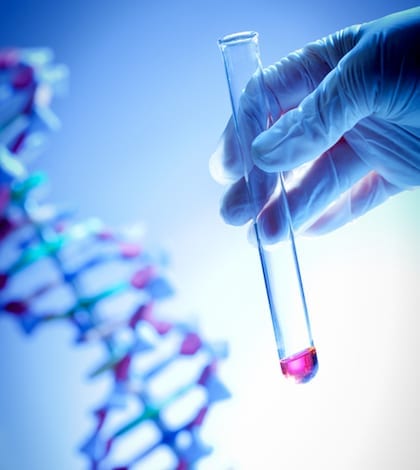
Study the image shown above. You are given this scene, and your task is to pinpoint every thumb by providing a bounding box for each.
[252,44,374,172]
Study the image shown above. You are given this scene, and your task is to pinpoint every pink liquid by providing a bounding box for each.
[280,347,318,384]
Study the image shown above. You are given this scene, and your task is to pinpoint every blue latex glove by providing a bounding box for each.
[211,8,420,243]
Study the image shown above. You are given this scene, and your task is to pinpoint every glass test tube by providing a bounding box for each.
[218,32,318,383]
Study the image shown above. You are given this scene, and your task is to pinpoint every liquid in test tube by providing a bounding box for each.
[218,31,318,383]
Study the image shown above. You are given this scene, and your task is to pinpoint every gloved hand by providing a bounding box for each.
[211,7,420,243]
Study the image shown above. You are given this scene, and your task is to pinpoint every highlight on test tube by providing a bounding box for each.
[218,31,318,384]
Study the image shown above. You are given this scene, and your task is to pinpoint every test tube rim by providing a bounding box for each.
[218,31,259,48]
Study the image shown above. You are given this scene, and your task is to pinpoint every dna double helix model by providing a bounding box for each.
[0,48,229,469]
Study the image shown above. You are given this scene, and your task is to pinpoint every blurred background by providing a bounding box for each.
[0,0,419,469]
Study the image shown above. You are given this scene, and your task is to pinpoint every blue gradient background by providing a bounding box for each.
[0,1,419,469]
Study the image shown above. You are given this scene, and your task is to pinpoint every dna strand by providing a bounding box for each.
[0,48,229,469]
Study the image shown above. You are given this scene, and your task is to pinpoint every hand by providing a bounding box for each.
[211,8,420,242]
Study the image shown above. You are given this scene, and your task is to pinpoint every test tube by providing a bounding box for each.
[218,32,318,383]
